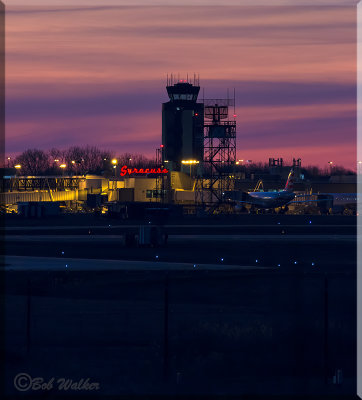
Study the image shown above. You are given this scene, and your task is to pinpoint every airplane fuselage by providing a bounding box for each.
[245,190,295,209]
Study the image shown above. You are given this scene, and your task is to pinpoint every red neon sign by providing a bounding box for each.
[120,165,169,177]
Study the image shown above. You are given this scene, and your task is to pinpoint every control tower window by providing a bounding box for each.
[172,94,194,101]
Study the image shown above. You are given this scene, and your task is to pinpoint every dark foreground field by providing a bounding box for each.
[1,214,357,398]
[3,262,356,398]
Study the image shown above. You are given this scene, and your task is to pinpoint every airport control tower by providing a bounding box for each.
[162,75,204,173]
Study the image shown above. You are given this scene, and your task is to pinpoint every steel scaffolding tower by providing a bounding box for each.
[155,146,171,203]
[195,97,236,212]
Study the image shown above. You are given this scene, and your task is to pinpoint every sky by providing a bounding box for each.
[5,3,358,169]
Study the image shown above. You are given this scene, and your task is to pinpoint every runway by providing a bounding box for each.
[4,234,357,242]
[3,215,356,270]
[2,255,266,271]
[3,223,356,231]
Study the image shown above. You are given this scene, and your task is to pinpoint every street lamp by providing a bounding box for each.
[111,159,118,190]
[182,160,200,177]
[59,163,66,176]
[14,164,21,172]
[328,161,333,175]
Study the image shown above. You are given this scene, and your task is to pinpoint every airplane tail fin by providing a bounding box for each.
[284,169,294,191]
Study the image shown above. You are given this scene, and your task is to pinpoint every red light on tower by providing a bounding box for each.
[195,113,198,116]
[160,144,164,148]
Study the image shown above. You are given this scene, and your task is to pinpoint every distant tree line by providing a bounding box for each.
[300,165,355,180]
[234,162,355,180]
[7,146,157,176]
[7,147,355,179]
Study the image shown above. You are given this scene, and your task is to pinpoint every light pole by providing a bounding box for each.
[328,161,333,175]
[71,160,76,176]
[182,160,200,178]
[112,159,118,191]
[14,164,21,175]
[59,163,66,176]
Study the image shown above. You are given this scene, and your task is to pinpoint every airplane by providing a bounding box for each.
[227,169,331,213]
[237,169,295,211]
